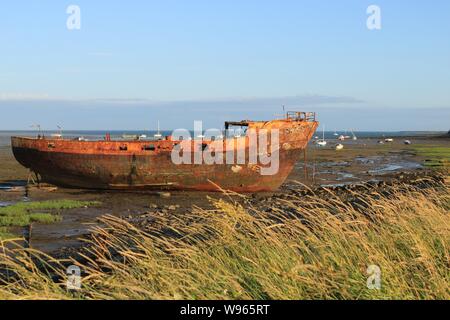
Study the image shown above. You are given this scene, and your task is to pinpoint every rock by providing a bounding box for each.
[158,192,171,198]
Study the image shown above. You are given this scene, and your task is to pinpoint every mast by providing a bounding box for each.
[154,120,162,138]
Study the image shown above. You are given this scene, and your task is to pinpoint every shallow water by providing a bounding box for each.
[335,172,357,181]
[307,153,424,187]
[354,156,383,165]
[369,162,422,174]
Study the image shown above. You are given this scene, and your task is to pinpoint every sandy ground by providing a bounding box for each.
[0,133,448,253]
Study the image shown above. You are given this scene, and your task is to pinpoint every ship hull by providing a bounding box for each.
[11,115,318,192]
[11,146,302,192]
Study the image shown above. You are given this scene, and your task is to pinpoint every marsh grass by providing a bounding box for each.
[0,184,448,300]
[0,200,100,236]
[412,145,450,168]
[0,227,13,240]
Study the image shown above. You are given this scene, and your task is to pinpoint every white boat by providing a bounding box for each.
[335,143,344,150]
[333,130,338,136]
[154,121,162,139]
[217,128,225,140]
[316,125,327,146]
[404,140,411,145]
[338,135,346,141]
[351,130,357,140]
[384,138,394,142]
[54,125,63,139]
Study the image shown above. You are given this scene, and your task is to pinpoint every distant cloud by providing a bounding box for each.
[0,93,52,101]
[0,94,363,109]
[200,94,362,105]
[171,94,364,109]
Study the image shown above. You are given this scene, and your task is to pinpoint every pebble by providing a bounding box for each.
[158,192,171,198]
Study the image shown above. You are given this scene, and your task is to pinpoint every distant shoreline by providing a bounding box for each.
[0,130,447,135]
[1,130,448,142]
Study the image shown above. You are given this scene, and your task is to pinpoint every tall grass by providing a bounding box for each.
[0,181,448,300]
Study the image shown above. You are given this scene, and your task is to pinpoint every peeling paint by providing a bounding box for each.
[231,165,243,173]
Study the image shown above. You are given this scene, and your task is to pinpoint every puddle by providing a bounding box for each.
[0,201,11,207]
[370,164,403,173]
[369,162,422,174]
[320,161,351,167]
[354,156,384,165]
[320,181,355,188]
[320,178,383,188]
[336,172,357,181]
[315,170,356,181]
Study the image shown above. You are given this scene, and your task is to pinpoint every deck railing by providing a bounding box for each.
[286,111,316,122]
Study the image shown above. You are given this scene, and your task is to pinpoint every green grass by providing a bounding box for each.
[412,145,450,169]
[0,227,14,240]
[0,200,100,239]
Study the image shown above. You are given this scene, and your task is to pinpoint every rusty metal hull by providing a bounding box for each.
[11,117,318,192]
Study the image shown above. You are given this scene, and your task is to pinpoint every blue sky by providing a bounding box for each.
[0,1,449,130]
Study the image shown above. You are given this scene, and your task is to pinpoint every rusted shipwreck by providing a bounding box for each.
[11,112,318,192]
